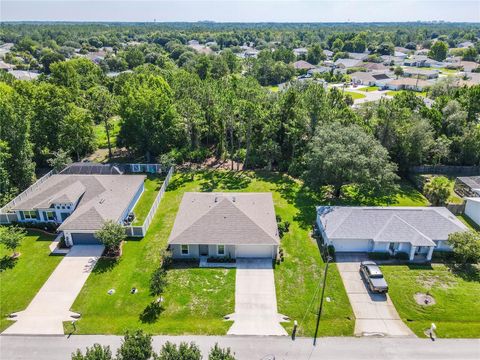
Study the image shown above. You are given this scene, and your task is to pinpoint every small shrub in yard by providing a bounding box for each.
[150,267,168,296]
[154,341,201,360]
[209,343,236,360]
[394,252,410,260]
[72,344,113,360]
[448,230,480,265]
[369,252,390,260]
[116,330,153,360]
[0,226,26,257]
[327,245,336,261]
[95,220,125,256]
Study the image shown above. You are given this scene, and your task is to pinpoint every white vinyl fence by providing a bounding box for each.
[124,166,174,237]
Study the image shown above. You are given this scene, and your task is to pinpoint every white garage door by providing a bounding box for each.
[332,239,372,252]
[236,245,273,258]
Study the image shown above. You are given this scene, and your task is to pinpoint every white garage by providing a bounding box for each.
[331,239,372,252]
[236,245,275,258]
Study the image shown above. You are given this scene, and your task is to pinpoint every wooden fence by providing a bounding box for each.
[124,166,174,237]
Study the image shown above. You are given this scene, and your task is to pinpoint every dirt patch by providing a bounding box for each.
[414,292,436,306]
[417,272,456,290]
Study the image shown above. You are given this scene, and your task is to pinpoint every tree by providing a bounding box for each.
[429,41,448,61]
[94,220,125,254]
[447,231,480,265]
[0,226,26,258]
[155,341,201,360]
[307,44,324,65]
[124,47,145,69]
[208,344,236,360]
[59,105,96,161]
[116,330,153,360]
[462,46,478,61]
[303,122,398,198]
[72,344,113,360]
[119,74,179,161]
[394,66,404,79]
[47,149,72,172]
[87,86,118,158]
[423,176,450,206]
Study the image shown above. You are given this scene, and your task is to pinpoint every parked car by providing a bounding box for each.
[360,261,389,293]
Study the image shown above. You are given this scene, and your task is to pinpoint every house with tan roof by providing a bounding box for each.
[384,77,432,91]
[168,192,280,259]
[317,206,468,261]
[5,173,145,245]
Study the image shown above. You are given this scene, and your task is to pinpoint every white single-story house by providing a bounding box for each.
[5,173,145,246]
[316,206,468,261]
[168,192,280,260]
[293,47,308,57]
[350,71,391,87]
[465,198,480,227]
[403,67,439,79]
[334,58,364,69]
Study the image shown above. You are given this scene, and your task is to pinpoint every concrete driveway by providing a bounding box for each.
[2,245,104,335]
[336,253,414,337]
[227,258,288,336]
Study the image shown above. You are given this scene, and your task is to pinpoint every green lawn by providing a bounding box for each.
[382,264,480,338]
[357,86,379,92]
[343,91,366,99]
[94,117,121,149]
[387,90,428,98]
[132,175,165,225]
[69,171,355,336]
[457,214,480,231]
[0,230,62,332]
[266,85,279,92]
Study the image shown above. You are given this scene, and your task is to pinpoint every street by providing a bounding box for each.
[1,335,479,360]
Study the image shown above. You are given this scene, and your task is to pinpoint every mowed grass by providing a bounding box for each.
[387,90,428,98]
[0,230,61,332]
[69,170,356,336]
[343,91,366,99]
[94,117,121,149]
[357,86,379,92]
[132,175,165,225]
[381,264,480,338]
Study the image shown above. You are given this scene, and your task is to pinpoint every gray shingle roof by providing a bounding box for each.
[317,206,467,246]
[168,192,280,246]
[12,174,145,231]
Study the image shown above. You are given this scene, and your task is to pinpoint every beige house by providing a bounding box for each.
[168,193,280,259]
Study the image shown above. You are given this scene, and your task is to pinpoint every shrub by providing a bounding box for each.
[394,252,409,260]
[448,230,480,264]
[431,251,455,262]
[94,220,125,254]
[207,256,235,263]
[72,344,113,360]
[327,245,336,260]
[155,341,201,360]
[13,221,58,232]
[116,330,152,360]
[150,267,168,296]
[209,343,236,360]
[369,252,390,260]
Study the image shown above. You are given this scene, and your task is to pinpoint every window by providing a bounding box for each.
[217,245,225,256]
[23,211,37,220]
[181,245,189,255]
[45,211,56,221]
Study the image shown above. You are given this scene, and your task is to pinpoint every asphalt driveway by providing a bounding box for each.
[336,253,414,337]
[227,258,288,336]
[2,245,104,335]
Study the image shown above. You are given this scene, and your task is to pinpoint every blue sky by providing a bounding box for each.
[1,1,479,22]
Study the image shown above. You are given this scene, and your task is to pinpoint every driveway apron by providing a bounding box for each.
[227,258,287,336]
[2,245,104,335]
[336,253,415,337]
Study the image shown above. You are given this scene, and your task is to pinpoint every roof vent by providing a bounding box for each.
[232,196,236,202]
[214,196,218,203]
[99,198,105,204]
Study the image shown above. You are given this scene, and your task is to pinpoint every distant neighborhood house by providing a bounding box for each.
[317,206,468,261]
[168,192,280,259]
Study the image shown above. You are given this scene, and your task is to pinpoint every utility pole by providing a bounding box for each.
[313,256,332,346]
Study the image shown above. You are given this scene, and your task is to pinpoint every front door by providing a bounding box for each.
[199,245,209,256]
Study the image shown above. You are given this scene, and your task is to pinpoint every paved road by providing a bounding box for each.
[2,245,104,335]
[1,335,479,360]
[336,253,414,337]
[227,258,288,336]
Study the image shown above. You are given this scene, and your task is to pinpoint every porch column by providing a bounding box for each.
[426,246,434,261]
[409,245,416,261]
